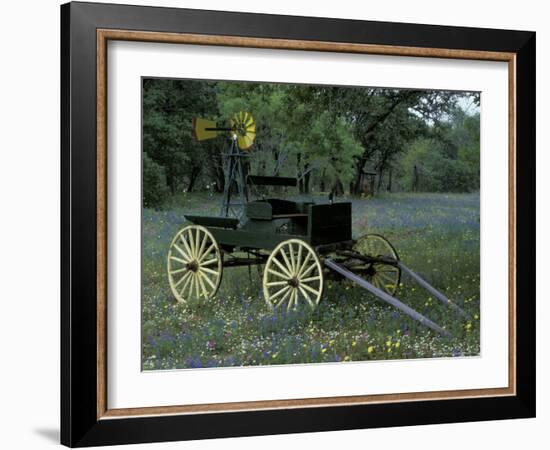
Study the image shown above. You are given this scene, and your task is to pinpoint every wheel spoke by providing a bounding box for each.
[200,266,219,277]
[200,257,219,267]
[195,228,201,259]
[270,285,291,301]
[170,256,188,265]
[371,276,382,291]
[170,267,188,275]
[179,272,193,297]
[298,286,315,308]
[297,252,311,277]
[199,270,217,289]
[301,283,319,297]
[296,244,303,277]
[173,244,191,261]
[197,272,209,298]
[188,229,197,259]
[267,268,289,279]
[174,271,192,289]
[193,272,200,298]
[199,244,216,263]
[266,280,289,287]
[187,272,197,298]
[287,289,296,311]
[275,288,292,308]
[196,230,208,261]
[272,256,292,277]
[300,262,317,279]
[279,248,293,275]
[300,275,321,284]
[180,234,194,260]
[288,243,296,275]
[377,271,397,283]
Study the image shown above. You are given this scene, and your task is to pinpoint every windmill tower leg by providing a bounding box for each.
[220,136,248,220]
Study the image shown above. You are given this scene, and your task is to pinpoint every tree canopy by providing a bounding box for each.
[142,78,480,208]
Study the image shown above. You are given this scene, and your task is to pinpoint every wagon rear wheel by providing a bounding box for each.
[352,234,401,296]
[263,239,324,311]
[167,225,222,303]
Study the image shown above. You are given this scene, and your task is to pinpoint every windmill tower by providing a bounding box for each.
[193,111,256,220]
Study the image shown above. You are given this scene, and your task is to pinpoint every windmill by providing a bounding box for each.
[193,111,256,220]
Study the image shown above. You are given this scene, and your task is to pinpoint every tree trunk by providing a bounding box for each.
[412,165,418,192]
[187,166,201,193]
[304,163,311,194]
[333,180,344,196]
[352,156,367,194]
[387,169,393,192]
[167,171,176,195]
[297,153,304,194]
[376,170,383,193]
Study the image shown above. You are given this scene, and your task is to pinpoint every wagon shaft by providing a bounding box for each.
[325,259,451,337]
[397,262,469,319]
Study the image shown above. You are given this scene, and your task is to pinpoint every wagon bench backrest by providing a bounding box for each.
[307,202,352,246]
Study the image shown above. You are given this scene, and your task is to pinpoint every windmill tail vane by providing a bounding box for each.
[192,111,256,151]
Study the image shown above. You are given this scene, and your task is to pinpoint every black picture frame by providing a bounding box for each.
[61,1,535,447]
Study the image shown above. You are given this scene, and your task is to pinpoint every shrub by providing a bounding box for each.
[143,153,170,209]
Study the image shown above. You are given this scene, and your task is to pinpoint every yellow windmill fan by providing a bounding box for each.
[230,111,256,151]
[192,111,256,151]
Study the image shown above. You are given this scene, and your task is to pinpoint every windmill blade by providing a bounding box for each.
[193,117,219,141]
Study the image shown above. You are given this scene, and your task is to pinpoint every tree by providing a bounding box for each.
[142,78,219,193]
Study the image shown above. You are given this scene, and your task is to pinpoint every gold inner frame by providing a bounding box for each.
[96,29,517,420]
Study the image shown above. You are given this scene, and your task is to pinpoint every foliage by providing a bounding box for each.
[142,78,480,209]
[142,153,170,208]
[396,112,480,192]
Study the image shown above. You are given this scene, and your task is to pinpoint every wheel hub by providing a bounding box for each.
[287,277,300,288]
[365,265,376,276]
[187,261,199,272]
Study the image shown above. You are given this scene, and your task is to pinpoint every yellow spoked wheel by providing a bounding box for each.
[352,234,401,296]
[263,239,324,311]
[167,225,222,303]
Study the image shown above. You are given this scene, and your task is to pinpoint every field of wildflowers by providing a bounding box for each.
[142,192,480,370]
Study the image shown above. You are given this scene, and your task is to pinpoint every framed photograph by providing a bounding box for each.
[61,1,535,447]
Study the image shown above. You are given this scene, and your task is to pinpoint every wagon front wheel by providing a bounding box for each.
[167,225,222,303]
[263,239,324,311]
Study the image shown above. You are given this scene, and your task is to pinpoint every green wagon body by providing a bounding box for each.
[185,199,352,251]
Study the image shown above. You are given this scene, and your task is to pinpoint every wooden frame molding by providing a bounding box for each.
[96,29,517,420]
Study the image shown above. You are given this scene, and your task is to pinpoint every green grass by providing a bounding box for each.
[142,192,480,370]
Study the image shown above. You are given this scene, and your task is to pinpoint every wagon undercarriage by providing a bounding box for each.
[167,224,467,337]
